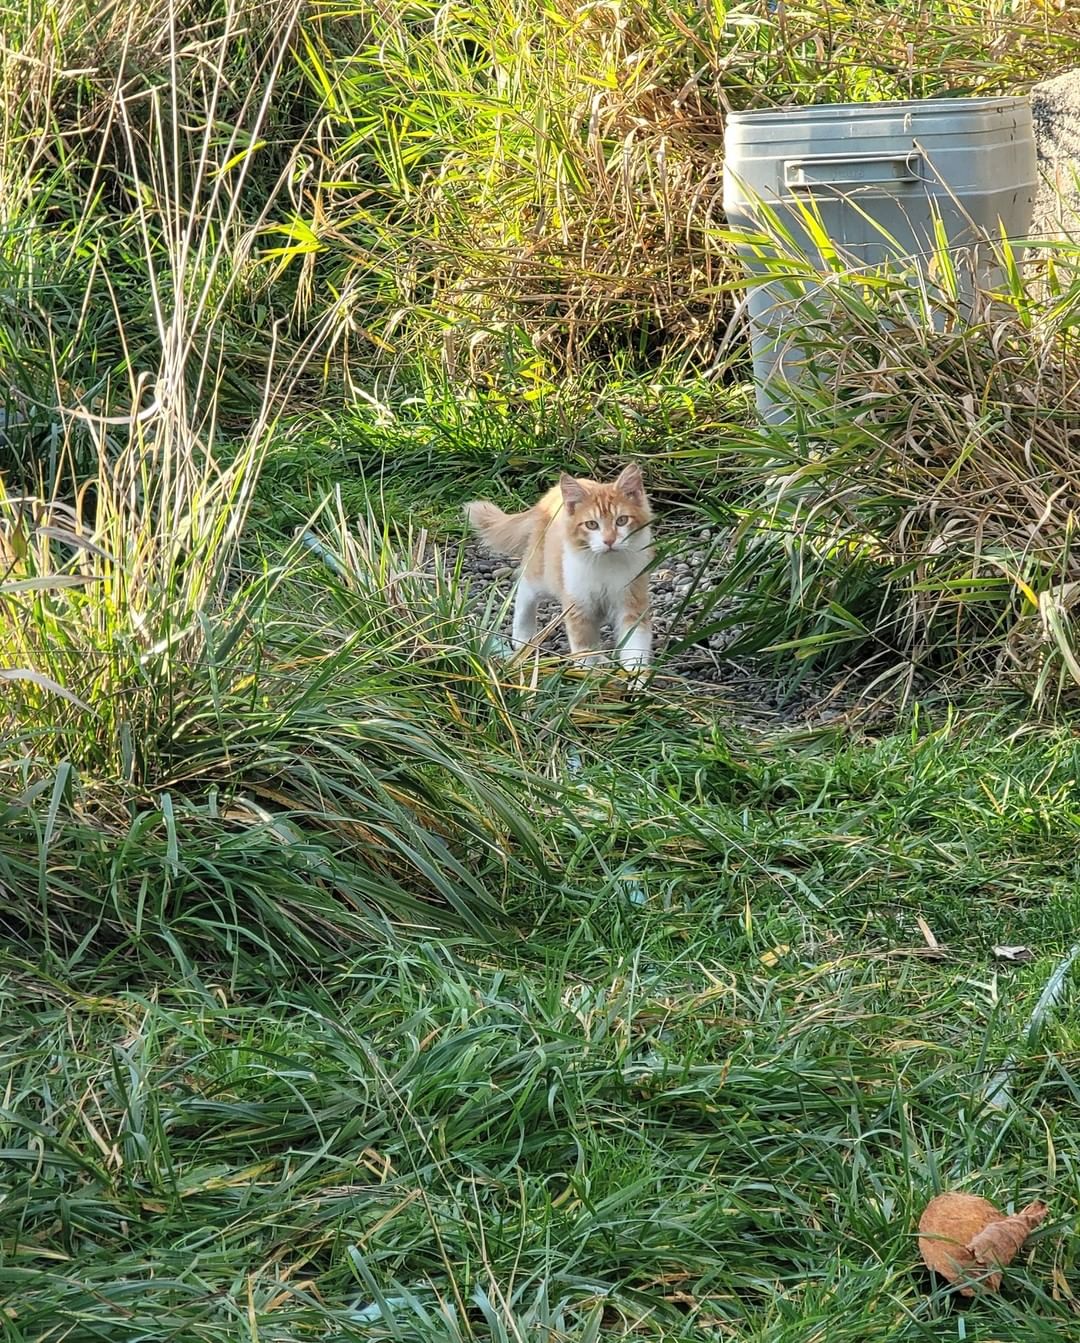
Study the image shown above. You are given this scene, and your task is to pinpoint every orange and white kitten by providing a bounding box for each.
[465,464,654,669]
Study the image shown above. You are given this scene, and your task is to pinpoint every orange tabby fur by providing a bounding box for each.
[465,464,654,668]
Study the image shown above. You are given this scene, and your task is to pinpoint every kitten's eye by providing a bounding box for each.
[615,515,629,527]
[584,519,600,530]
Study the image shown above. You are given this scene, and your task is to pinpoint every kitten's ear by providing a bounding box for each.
[560,473,588,514]
[615,463,644,501]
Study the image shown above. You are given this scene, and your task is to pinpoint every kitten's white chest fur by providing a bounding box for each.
[560,535,652,615]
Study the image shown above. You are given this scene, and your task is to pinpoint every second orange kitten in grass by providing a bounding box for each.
[465,464,654,670]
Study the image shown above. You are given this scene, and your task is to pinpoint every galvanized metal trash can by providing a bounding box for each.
[722,97,1038,423]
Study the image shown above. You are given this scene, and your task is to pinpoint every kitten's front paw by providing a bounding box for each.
[483,633,517,659]
[619,651,651,671]
[623,666,651,693]
[618,643,652,690]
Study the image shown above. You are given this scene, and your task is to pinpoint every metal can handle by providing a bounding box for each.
[784,151,923,190]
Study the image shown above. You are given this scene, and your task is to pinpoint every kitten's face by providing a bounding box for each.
[560,466,651,555]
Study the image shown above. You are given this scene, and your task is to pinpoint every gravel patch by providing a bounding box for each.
[453,523,729,671]
[437,523,891,727]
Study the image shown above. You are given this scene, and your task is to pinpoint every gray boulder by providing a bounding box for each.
[1031,70,1080,238]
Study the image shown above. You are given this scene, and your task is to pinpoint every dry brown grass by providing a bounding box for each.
[703,233,1080,700]
[289,0,1080,381]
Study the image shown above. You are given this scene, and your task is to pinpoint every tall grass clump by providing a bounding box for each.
[696,226,1080,704]
[0,0,560,975]
[273,0,1079,388]
[1,0,312,757]
[0,0,331,473]
[7,0,1074,406]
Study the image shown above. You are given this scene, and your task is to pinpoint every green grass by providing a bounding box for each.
[6,708,1080,1340]
[7,0,1080,1336]
[248,373,753,538]
[7,370,1080,1336]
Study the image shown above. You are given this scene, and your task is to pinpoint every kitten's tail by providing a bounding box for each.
[464,500,537,558]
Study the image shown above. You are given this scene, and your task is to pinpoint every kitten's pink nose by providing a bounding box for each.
[604,536,615,549]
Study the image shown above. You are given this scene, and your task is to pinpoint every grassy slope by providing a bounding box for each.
[6,569,1080,1339]
[6,395,1080,1340]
